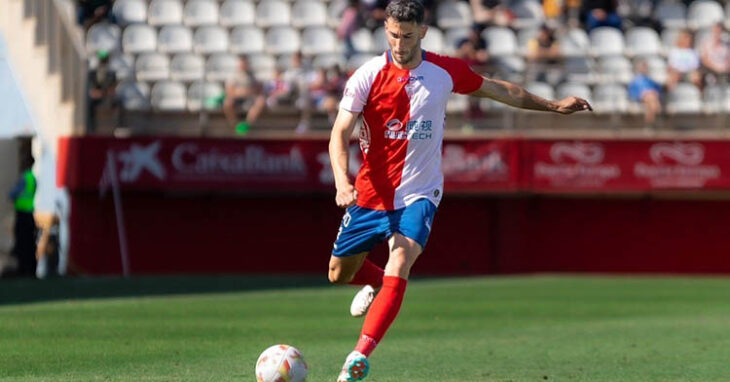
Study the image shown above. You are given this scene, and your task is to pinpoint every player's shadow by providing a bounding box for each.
[0,275,329,305]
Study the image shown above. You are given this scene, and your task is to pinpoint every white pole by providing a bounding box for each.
[105,151,131,278]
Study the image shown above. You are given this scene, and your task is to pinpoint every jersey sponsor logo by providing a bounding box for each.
[343,87,356,98]
[386,119,404,131]
[383,120,434,140]
[396,75,424,83]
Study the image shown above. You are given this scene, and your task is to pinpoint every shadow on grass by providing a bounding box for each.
[0,275,330,306]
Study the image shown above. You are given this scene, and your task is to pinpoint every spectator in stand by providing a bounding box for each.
[667,29,702,90]
[88,50,117,133]
[223,56,266,135]
[362,0,390,30]
[77,0,112,31]
[581,0,621,32]
[297,66,344,134]
[700,23,730,86]
[628,59,663,127]
[526,25,561,83]
[470,0,513,28]
[337,0,361,59]
[455,38,488,71]
[263,68,294,109]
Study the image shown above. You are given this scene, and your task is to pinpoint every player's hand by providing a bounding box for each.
[335,184,357,208]
[553,97,593,114]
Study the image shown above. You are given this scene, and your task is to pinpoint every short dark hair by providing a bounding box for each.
[385,0,425,24]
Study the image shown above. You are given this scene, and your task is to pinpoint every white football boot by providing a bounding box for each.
[350,285,375,317]
[336,350,369,382]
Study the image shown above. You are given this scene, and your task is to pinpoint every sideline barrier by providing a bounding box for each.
[58,137,730,275]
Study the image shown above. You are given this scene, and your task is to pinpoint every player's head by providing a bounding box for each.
[384,0,427,67]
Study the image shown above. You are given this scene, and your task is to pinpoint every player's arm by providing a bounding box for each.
[469,76,592,114]
[329,108,361,208]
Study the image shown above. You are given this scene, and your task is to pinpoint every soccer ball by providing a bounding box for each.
[255,344,308,382]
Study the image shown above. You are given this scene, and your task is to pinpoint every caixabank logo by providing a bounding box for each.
[634,143,720,188]
[534,142,621,187]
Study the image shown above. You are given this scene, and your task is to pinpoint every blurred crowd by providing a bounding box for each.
[78,0,730,132]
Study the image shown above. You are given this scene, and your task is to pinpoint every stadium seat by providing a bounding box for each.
[147,0,184,26]
[116,81,151,110]
[436,1,472,29]
[326,0,348,28]
[313,53,347,69]
[122,24,156,54]
[193,26,229,54]
[291,0,328,28]
[86,22,121,54]
[625,27,662,56]
[661,28,681,51]
[443,27,471,55]
[205,53,239,82]
[703,85,730,113]
[230,26,265,54]
[597,56,632,84]
[256,0,291,28]
[347,54,377,72]
[510,0,545,29]
[248,53,277,81]
[590,27,625,56]
[351,28,375,54]
[157,25,193,54]
[110,53,135,81]
[525,82,555,100]
[493,56,526,80]
[687,0,724,30]
[170,53,205,82]
[187,82,224,111]
[265,27,301,55]
[654,0,686,29]
[135,52,170,82]
[563,56,595,83]
[219,0,256,27]
[667,82,702,114]
[111,0,147,26]
[556,82,592,104]
[483,27,517,56]
[593,83,629,113]
[372,27,389,53]
[184,0,220,27]
[300,27,337,55]
[559,28,590,57]
[151,81,187,111]
[422,27,445,54]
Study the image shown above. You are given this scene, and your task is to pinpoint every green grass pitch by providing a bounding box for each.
[1,275,729,381]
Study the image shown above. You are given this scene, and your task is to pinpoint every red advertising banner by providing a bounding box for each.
[526,140,730,191]
[58,137,522,193]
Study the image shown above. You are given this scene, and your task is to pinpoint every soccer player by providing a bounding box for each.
[328,1,592,381]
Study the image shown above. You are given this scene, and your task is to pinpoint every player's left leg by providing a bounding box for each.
[337,234,421,382]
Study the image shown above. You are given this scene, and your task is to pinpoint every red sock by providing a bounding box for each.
[354,276,408,356]
[348,259,384,288]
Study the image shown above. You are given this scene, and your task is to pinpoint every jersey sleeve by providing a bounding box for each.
[428,53,484,95]
[339,66,373,113]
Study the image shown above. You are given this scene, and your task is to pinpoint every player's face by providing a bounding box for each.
[384,18,427,68]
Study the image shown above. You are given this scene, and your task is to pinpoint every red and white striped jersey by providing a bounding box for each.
[340,50,483,211]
